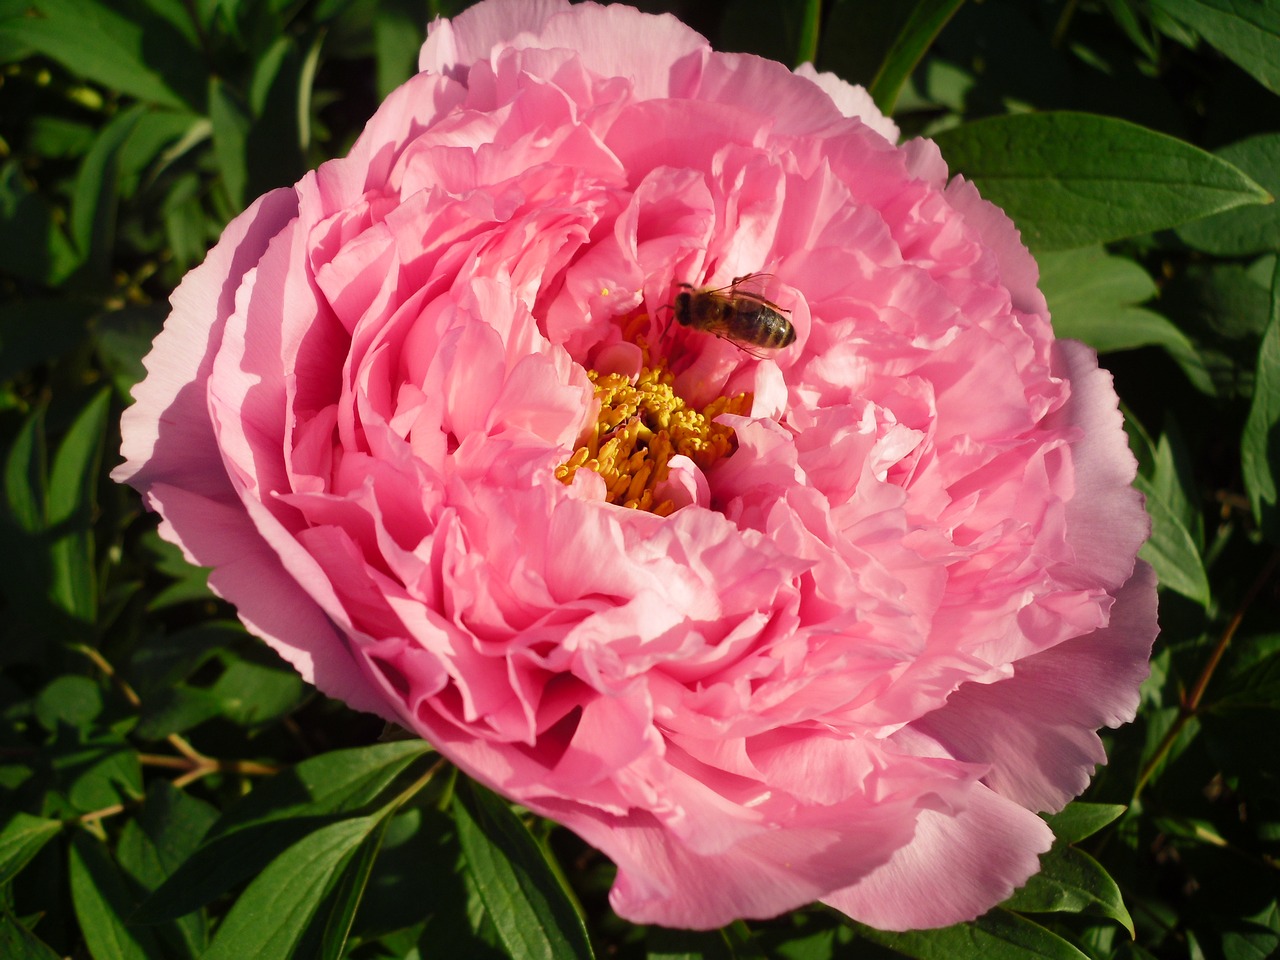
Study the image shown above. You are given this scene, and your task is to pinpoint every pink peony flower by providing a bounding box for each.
[114,0,1158,932]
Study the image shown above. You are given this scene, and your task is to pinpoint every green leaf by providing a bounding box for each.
[116,783,218,901]
[160,169,214,276]
[207,658,304,727]
[724,920,769,959]
[1157,258,1276,400]
[190,743,440,960]
[4,410,46,534]
[2,0,204,109]
[201,740,432,844]
[0,911,62,960]
[646,926,734,960]
[1150,0,1280,94]
[1215,649,1280,706]
[134,779,219,875]
[852,908,1091,959]
[1043,802,1127,845]
[645,926,737,957]
[137,741,432,922]
[351,805,480,948]
[1004,846,1134,934]
[95,303,167,399]
[1040,247,1157,326]
[1133,421,1210,604]
[208,77,249,211]
[1224,630,1280,680]
[866,0,967,114]
[1150,0,1202,47]
[796,0,821,66]
[46,387,108,526]
[454,779,595,960]
[374,0,427,98]
[68,831,163,960]
[1220,902,1280,960]
[243,34,309,196]
[134,636,304,740]
[0,161,81,284]
[768,928,838,960]
[716,0,826,67]
[1102,0,1161,60]
[26,114,97,160]
[47,388,110,622]
[931,112,1272,250]
[126,620,234,699]
[138,533,215,610]
[1123,400,1158,478]
[0,299,95,384]
[1179,135,1280,255]
[1148,429,1202,545]
[115,782,219,960]
[296,32,322,155]
[1135,472,1212,605]
[117,109,206,192]
[131,0,201,48]
[315,814,394,960]
[132,684,223,740]
[821,0,960,99]
[70,105,144,280]
[1243,258,1280,541]
[0,813,62,886]
[34,675,102,730]
[200,815,379,960]
[49,730,144,814]
[644,929,727,959]
[1038,247,1214,393]
[118,822,203,960]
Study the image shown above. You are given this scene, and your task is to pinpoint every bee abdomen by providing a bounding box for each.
[759,310,796,348]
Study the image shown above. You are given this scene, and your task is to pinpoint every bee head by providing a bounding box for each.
[673,289,694,326]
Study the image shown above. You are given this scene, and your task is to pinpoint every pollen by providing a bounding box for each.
[555,357,751,516]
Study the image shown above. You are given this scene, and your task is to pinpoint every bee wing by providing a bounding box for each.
[693,272,789,313]
[724,339,775,360]
[713,271,772,292]
[730,274,790,315]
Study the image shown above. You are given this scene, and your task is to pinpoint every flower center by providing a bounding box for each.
[556,357,751,516]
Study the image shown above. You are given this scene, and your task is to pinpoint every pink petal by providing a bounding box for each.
[822,780,1054,930]
[419,0,571,77]
[916,562,1158,811]
[794,62,900,142]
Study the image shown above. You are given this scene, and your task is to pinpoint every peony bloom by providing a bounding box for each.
[114,0,1158,932]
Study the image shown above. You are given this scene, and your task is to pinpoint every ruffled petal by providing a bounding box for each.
[823,782,1054,930]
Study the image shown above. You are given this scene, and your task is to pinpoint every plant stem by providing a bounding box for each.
[66,644,281,796]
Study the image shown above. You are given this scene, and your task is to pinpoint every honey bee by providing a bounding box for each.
[673,273,795,356]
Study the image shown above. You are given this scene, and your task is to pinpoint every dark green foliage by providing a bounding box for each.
[1,1,1279,958]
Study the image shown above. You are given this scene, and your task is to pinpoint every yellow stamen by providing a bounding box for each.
[555,356,752,515]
